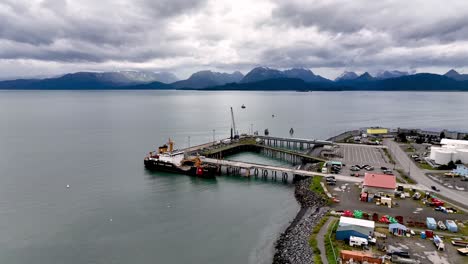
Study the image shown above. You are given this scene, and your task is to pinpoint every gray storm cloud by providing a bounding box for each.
[1,0,468,79]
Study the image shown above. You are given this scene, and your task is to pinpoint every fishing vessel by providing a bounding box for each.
[144,139,217,178]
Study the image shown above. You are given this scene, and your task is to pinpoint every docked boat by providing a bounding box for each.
[144,139,217,178]
[452,239,468,247]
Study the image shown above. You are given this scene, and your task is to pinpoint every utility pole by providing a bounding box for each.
[212,129,216,145]
[408,159,411,177]
[250,124,253,135]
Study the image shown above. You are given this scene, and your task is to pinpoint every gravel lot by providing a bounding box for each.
[327,181,467,222]
[386,235,464,264]
[427,173,467,192]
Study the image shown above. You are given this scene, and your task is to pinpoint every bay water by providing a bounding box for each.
[1,90,467,264]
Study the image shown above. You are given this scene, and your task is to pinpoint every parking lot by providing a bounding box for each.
[331,144,398,178]
[336,144,391,165]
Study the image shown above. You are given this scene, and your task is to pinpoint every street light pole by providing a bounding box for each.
[251,124,253,135]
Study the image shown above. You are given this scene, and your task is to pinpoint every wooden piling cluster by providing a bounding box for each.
[221,165,293,182]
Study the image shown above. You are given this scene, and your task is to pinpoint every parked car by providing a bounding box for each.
[326,176,335,180]
[383,170,394,175]
[326,181,336,186]
[431,185,440,192]
[365,166,374,171]
[351,173,361,177]
[350,166,360,171]
[397,185,404,192]
[381,166,388,171]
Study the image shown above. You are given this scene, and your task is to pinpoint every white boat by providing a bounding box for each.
[437,221,447,230]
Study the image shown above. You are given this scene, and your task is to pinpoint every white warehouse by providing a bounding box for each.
[430,139,468,165]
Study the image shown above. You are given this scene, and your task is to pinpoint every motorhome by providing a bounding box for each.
[349,236,368,247]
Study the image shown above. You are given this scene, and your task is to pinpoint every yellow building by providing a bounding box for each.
[367,128,388,135]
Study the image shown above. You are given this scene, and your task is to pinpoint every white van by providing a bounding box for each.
[349,236,368,247]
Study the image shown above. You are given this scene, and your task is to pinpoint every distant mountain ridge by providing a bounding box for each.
[0,71,178,89]
[1,67,468,91]
[193,73,468,91]
[335,71,358,81]
[171,70,244,88]
[375,70,409,80]
[240,67,330,83]
[444,69,468,81]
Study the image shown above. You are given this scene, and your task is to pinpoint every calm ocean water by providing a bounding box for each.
[1,90,467,264]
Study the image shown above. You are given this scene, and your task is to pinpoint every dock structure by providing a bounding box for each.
[260,145,326,164]
[202,157,355,182]
[201,157,428,190]
[256,136,333,150]
[189,137,327,164]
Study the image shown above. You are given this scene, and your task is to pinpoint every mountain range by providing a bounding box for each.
[171,70,244,89]
[1,68,468,91]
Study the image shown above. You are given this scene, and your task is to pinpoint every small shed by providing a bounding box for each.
[426,217,437,230]
[445,220,458,232]
[389,223,407,236]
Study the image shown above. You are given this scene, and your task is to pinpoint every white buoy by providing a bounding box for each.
[66,184,70,188]
[110,218,113,222]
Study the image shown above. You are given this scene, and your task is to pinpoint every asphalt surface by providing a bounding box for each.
[384,139,468,212]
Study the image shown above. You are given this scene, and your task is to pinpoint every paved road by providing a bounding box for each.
[337,143,387,149]
[203,157,364,183]
[202,157,426,192]
[384,139,468,211]
[317,216,335,264]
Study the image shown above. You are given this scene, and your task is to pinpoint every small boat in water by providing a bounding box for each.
[144,139,217,178]
[241,104,246,109]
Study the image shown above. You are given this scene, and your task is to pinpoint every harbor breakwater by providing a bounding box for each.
[272,178,328,264]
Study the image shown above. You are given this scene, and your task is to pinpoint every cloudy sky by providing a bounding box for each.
[2,0,468,79]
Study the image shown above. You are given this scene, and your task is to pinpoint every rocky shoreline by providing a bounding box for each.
[272,178,328,264]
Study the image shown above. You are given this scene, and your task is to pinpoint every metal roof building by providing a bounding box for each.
[362,173,396,194]
[336,217,375,241]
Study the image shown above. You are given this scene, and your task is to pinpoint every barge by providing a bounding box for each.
[144,139,217,178]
